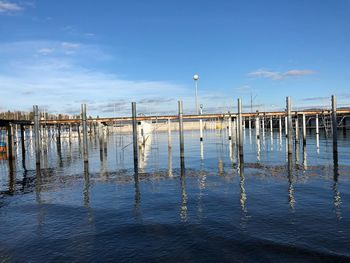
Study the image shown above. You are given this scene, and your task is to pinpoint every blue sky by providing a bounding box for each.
[1,0,350,116]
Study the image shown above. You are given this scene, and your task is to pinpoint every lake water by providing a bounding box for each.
[1,127,350,262]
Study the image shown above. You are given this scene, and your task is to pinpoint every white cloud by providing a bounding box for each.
[0,1,22,13]
[248,69,316,80]
[0,41,187,115]
[61,42,80,49]
[37,48,54,55]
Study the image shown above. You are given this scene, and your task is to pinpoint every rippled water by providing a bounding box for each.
[1,127,350,262]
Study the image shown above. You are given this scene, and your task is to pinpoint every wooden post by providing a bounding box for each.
[57,124,61,145]
[6,125,14,161]
[132,102,138,174]
[332,95,338,153]
[295,115,299,143]
[248,117,251,130]
[256,115,260,139]
[279,116,282,136]
[302,113,306,146]
[20,124,25,160]
[167,118,172,148]
[178,101,185,162]
[270,117,273,134]
[81,104,89,163]
[262,116,265,138]
[33,105,41,166]
[199,119,203,142]
[228,114,232,140]
[238,98,244,161]
[315,114,319,135]
[286,97,293,155]
[284,116,288,138]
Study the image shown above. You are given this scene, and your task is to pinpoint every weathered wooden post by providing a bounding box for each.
[248,117,252,131]
[20,124,25,161]
[332,95,338,153]
[81,104,89,163]
[132,102,138,174]
[302,113,306,146]
[279,116,282,136]
[228,113,232,141]
[6,125,14,161]
[256,115,260,139]
[270,117,273,134]
[284,116,288,138]
[167,118,172,148]
[315,114,319,136]
[262,116,265,138]
[295,115,299,143]
[33,105,41,166]
[199,106,203,142]
[178,101,185,164]
[57,124,61,145]
[286,97,293,155]
[238,98,244,161]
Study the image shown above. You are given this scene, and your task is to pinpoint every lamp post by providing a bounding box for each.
[193,74,199,114]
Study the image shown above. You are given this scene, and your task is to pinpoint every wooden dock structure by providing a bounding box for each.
[0,95,349,171]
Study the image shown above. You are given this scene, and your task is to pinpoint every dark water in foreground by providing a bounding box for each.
[1,128,350,262]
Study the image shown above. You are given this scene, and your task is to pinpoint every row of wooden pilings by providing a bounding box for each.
[28,95,340,171]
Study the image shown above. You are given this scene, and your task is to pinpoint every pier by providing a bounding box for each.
[0,95,349,171]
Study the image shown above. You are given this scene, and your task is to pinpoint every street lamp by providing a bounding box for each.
[193,74,199,114]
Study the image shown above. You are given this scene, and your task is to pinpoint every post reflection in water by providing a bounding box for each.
[133,171,141,213]
[316,133,320,154]
[100,134,108,177]
[256,137,261,162]
[333,151,342,219]
[168,146,172,177]
[8,160,15,194]
[295,141,300,165]
[238,161,247,213]
[303,144,308,169]
[180,159,187,222]
[287,154,296,210]
[83,162,90,208]
[200,141,204,161]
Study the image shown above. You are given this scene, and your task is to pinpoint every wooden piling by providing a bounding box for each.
[286,97,293,155]
[20,124,25,160]
[238,98,244,161]
[81,104,89,163]
[167,118,172,148]
[295,115,299,143]
[332,95,338,153]
[228,114,232,140]
[284,116,288,138]
[6,125,14,161]
[279,116,282,136]
[302,113,306,146]
[178,101,185,161]
[270,117,273,134]
[33,105,41,166]
[132,102,138,174]
[255,115,260,139]
[315,114,319,135]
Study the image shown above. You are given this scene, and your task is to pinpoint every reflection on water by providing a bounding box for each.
[0,127,350,261]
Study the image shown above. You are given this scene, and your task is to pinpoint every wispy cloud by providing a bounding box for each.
[0,1,22,13]
[37,48,54,55]
[0,40,187,115]
[248,69,316,80]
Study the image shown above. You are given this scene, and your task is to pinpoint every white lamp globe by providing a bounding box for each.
[193,74,199,81]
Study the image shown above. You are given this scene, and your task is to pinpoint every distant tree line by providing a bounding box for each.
[0,111,82,120]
